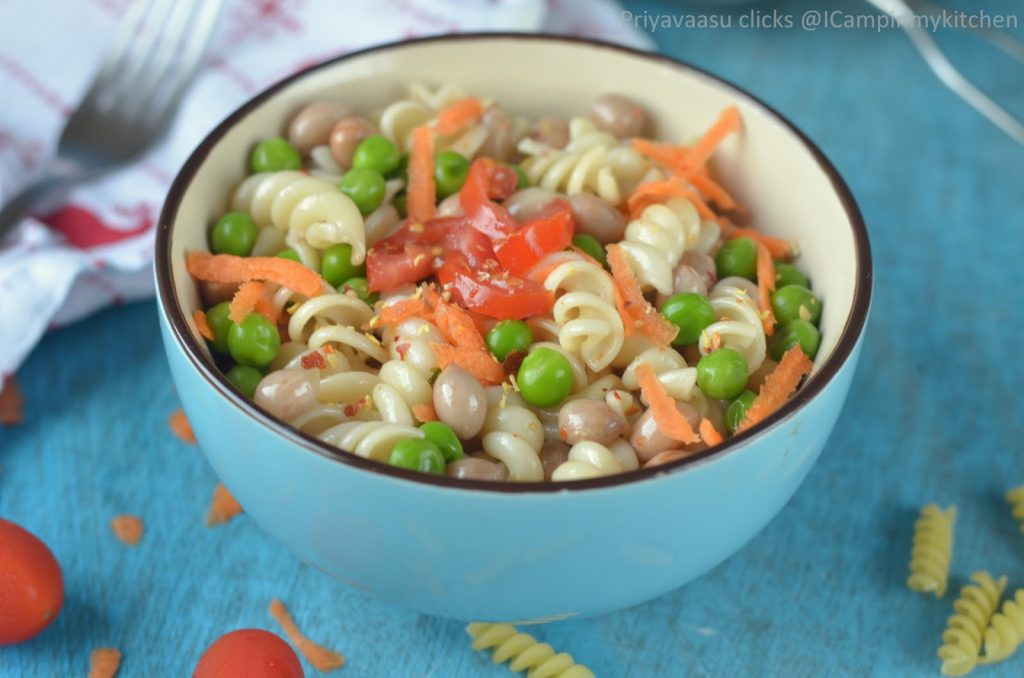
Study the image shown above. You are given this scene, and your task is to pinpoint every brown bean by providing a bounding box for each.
[478,105,517,162]
[568,193,626,243]
[433,366,487,438]
[329,116,377,169]
[200,280,239,306]
[558,400,626,446]
[505,188,557,221]
[287,101,353,155]
[531,116,569,149]
[656,264,707,307]
[253,369,320,421]
[681,251,717,289]
[629,401,701,462]
[539,441,570,481]
[590,94,648,139]
[446,457,508,481]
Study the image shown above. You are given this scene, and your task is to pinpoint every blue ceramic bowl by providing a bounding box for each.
[156,34,871,621]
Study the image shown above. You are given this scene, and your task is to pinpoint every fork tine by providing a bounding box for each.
[98,0,178,110]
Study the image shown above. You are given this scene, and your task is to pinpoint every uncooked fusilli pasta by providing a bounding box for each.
[907,503,957,598]
[938,571,1007,676]
[980,589,1024,666]
[466,623,595,678]
[1006,485,1024,535]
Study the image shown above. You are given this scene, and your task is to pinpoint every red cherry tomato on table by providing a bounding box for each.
[0,518,64,645]
[193,629,303,678]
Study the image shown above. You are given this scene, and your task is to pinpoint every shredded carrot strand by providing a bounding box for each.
[88,648,122,678]
[635,363,699,444]
[606,244,678,347]
[432,344,506,386]
[611,284,636,337]
[269,598,346,672]
[206,483,243,526]
[685,105,742,169]
[109,515,143,546]
[193,309,215,341]
[168,409,196,445]
[738,346,813,432]
[432,298,489,353]
[407,125,436,222]
[433,97,485,135]
[689,172,739,211]
[631,138,688,170]
[412,403,437,422]
[756,242,777,336]
[0,375,24,425]
[186,251,323,298]
[228,281,266,324]
[372,298,432,328]
[720,221,795,260]
[699,418,724,447]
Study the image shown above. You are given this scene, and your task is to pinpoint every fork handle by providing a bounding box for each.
[0,174,79,242]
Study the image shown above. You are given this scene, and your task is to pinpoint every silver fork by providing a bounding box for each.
[0,0,223,238]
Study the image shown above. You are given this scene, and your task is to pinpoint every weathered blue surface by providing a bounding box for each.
[2,0,1023,675]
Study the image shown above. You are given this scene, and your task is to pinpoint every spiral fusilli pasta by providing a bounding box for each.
[617,197,713,295]
[518,117,652,206]
[480,387,544,481]
[699,277,767,372]
[542,255,624,372]
[319,420,423,462]
[907,503,957,598]
[938,571,1007,676]
[979,589,1024,666]
[466,623,595,678]
[286,292,386,367]
[371,359,434,425]
[232,171,366,260]
[551,439,639,480]
[1006,485,1024,534]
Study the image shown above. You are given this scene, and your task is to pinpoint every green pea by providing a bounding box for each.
[696,348,749,400]
[393,193,407,218]
[774,262,809,290]
[205,302,233,354]
[517,347,573,408]
[250,137,302,173]
[504,162,528,190]
[339,168,386,215]
[276,248,301,263]
[389,438,446,474]
[352,134,401,175]
[572,234,607,267]
[419,421,464,463]
[725,390,757,433]
[771,284,822,326]
[320,243,365,287]
[770,319,820,361]
[210,212,258,257]
[227,313,281,369]
[338,277,378,305]
[225,364,263,398]
[434,150,471,198]
[485,320,533,362]
[660,293,715,346]
[715,237,758,281]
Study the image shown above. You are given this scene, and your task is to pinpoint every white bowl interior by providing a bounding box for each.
[169,36,858,378]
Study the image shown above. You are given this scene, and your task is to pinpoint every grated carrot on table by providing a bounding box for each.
[756,242,777,336]
[407,125,436,222]
[186,251,323,298]
[412,403,437,422]
[606,244,678,347]
[206,483,243,526]
[168,409,196,445]
[635,363,699,444]
[738,346,813,432]
[88,647,121,678]
[228,281,267,324]
[0,375,24,425]
[699,418,724,447]
[269,598,346,673]
[434,97,484,135]
[110,515,143,546]
[193,309,215,341]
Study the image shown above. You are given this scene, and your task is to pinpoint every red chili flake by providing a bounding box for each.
[322,344,337,355]
[300,352,327,370]
[395,342,411,359]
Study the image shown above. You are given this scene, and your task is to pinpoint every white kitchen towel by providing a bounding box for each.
[0,0,650,377]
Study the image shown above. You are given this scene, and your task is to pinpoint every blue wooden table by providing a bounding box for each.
[3,1,1024,675]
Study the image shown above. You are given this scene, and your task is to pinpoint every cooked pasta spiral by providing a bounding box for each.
[551,439,639,480]
[980,589,1024,665]
[907,503,957,598]
[938,571,1008,676]
[518,117,651,206]
[232,171,365,260]
[319,420,422,462]
[466,623,595,678]
[480,387,544,481]
[1006,485,1024,534]
[622,347,698,402]
[378,83,493,157]
[285,292,385,367]
[699,277,767,372]
[542,256,624,372]
[618,197,705,295]
[370,359,434,425]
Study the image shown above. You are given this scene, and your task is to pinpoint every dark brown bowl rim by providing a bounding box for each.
[155,32,872,493]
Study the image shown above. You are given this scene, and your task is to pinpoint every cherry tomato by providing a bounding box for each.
[194,629,303,678]
[366,240,437,291]
[442,224,495,267]
[494,199,574,276]
[438,255,552,320]
[0,519,64,645]
[459,158,517,239]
